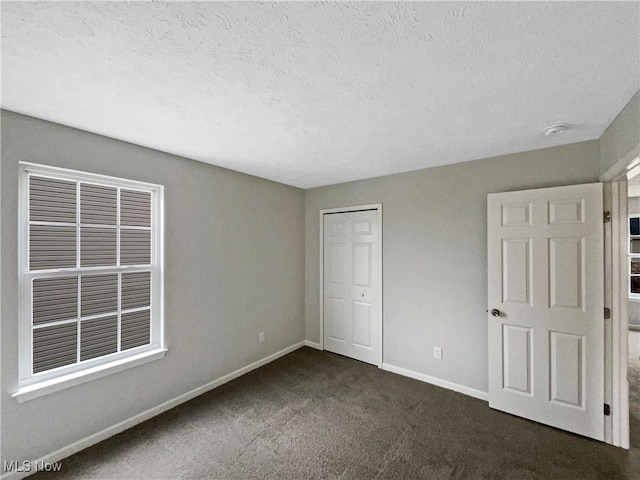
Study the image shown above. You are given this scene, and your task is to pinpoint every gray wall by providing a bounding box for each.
[1,110,305,463]
[600,90,640,176]
[305,141,601,393]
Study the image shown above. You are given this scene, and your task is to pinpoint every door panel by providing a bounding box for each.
[502,324,533,395]
[352,243,371,286]
[328,298,346,341]
[353,219,372,234]
[352,301,371,347]
[330,243,346,284]
[549,199,584,224]
[550,332,584,407]
[502,238,531,304]
[488,183,604,441]
[501,203,532,227]
[549,238,583,309]
[323,210,381,365]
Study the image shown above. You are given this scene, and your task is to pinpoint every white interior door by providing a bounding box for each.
[323,209,381,366]
[488,183,605,440]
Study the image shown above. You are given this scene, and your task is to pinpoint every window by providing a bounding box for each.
[630,215,640,296]
[17,163,164,397]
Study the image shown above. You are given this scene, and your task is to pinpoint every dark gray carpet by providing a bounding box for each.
[30,347,639,479]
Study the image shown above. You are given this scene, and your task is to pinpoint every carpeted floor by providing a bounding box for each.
[30,347,639,480]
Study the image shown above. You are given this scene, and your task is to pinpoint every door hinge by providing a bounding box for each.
[604,211,611,223]
[604,307,611,319]
[604,403,611,416]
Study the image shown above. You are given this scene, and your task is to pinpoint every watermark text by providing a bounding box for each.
[3,460,63,473]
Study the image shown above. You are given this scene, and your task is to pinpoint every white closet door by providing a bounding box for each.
[323,210,381,365]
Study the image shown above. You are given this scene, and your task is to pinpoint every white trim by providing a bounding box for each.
[12,348,168,403]
[610,180,630,448]
[1,342,306,480]
[318,210,324,351]
[19,161,163,190]
[382,363,489,402]
[17,169,30,381]
[304,340,321,350]
[627,212,640,299]
[604,182,614,444]
[319,203,383,368]
[319,203,382,215]
[601,145,638,449]
[20,265,154,277]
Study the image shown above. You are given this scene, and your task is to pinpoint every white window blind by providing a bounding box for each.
[19,163,163,387]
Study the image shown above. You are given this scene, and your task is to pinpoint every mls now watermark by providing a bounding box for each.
[3,460,63,473]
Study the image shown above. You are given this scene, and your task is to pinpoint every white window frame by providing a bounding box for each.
[14,162,165,402]
[628,213,640,299]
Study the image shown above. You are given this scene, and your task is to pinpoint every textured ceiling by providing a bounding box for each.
[2,2,639,188]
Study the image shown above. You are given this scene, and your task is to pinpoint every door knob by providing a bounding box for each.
[490,309,501,317]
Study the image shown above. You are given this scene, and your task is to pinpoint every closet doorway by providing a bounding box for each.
[320,205,382,366]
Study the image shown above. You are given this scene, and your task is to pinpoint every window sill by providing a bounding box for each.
[12,348,168,403]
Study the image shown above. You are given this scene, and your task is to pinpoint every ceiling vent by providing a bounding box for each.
[544,123,568,136]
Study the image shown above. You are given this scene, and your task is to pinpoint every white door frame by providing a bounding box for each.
[319,203,383,367]
[600,142,640,449]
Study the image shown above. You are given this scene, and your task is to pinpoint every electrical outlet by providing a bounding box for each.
[259,332,266,343]
[433,346,443,360]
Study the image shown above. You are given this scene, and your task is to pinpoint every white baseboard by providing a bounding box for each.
[382,363,489,402]
[303,340,322,350]
[0,341,306,480]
